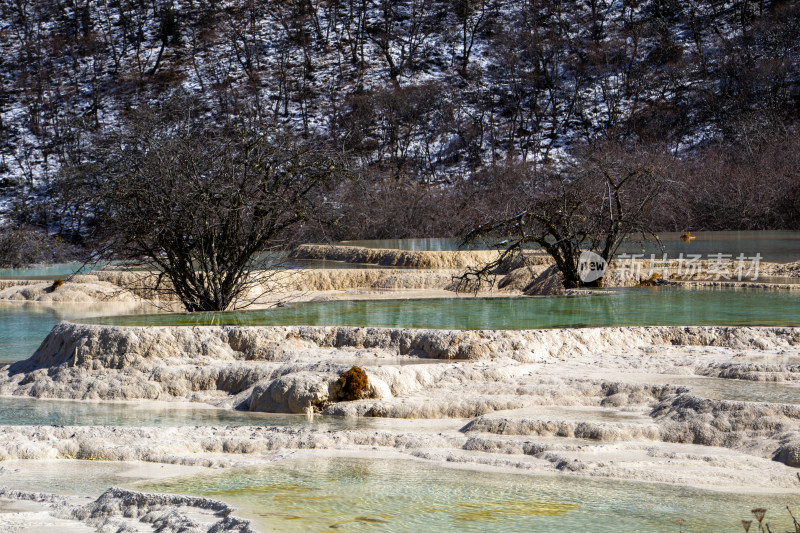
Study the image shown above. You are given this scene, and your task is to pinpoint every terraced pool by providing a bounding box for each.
[0,301,151,364]
[342,230,800,263]
[85,288,800,330]
[0,396,375,429]
[140,456,800,533]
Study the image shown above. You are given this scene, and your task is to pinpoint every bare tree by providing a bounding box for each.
[370,0,435,82]
[451,0,496,76]
[460,142,673,289]
[0,224,77,268]
[84,101,348,312]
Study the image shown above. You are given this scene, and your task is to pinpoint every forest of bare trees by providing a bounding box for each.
[0,0,797,247]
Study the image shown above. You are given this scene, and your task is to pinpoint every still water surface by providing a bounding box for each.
[85,288,800,330]
[343,231,800,263]
[0,280,798,530]
[0,396,377,428]
[140,456,800,533]
[0,301,152,364]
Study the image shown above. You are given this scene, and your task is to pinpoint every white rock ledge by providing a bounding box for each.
[3,323,800,414]
[0,486,255,533]
[4,321,800,487]
[25,322,800,367]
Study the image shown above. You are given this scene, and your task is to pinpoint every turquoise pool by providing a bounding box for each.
[84,288,800,330]
[0,302,152,364]
[0,262,92,280]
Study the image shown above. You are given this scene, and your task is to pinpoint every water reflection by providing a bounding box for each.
[0,460,151,495]
[661,376,800,405]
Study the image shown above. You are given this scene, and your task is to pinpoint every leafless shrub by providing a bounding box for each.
[0,225,77,268]
[458,141,674,290]
[83,99,349,312]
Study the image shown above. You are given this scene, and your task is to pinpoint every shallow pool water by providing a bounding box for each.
[85,288,800,330]
[343,231,800,263]
[0,262,92,280]
[0,303,69,364]
[0,396,379,429]
[0,460,154,495]
[0,302,153,364]
[665,377,800,405]
[139,456,800,532]
[2,253,800,530]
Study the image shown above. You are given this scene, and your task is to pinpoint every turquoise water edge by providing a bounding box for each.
[86,288,800,330]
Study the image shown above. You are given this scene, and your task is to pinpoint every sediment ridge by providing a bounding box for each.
[21,322,800,368]
[289,244,518,269]
[1,321,800,486]
[3,252,799,304]
[0,268,476,303]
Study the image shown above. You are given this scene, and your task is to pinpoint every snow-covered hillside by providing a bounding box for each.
[0,0,798,233]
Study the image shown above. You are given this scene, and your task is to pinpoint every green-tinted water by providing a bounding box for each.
[0,262,91,280]
[0,303,69,364]
[619,230,800,264]
[139,457,800,532]
[343,231,800,263]
[85,288,800,330]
